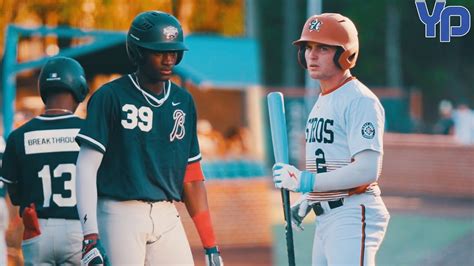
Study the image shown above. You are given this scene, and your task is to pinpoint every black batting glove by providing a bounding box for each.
[81,233,110,266]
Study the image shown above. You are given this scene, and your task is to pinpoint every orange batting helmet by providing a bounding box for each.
[293,13,359,70]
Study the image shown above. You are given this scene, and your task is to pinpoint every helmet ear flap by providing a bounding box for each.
[77,75,88,102]
[297,45,307,69]
[135,48,144,64]
[126,42,145,65]
[337,49,358,70]
[333,47,344,69]
[176,51,183,65]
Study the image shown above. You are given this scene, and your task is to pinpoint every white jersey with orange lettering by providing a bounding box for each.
[305,77,383,201]
[302,78,390,266]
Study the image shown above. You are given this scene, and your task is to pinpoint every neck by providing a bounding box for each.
[135,72,166,95]
[43,108,74,115]
[43,93,77,115]
[320,71,352,94]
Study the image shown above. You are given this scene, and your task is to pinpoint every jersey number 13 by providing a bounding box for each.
[38,164,76,208]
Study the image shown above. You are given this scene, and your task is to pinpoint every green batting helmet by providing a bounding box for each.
[38,56,89,104]
[126,11,188,65]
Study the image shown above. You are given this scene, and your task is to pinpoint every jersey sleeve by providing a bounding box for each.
[188,99,202,163]
[345,97,385,157]
[76,88,117,153]
[2,133,21,205]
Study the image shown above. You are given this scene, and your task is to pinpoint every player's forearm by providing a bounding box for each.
[76,146,103,235]
[313,149,382,192]
[183,181,217,248]
[5,183,20,206]
[183,181,209,215]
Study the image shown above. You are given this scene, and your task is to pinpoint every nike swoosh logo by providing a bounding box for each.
[172,102,181,106]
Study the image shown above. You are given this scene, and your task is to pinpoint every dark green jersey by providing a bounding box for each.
[0,137,5,197]
[76,74,201,201]
[2,114,83,219]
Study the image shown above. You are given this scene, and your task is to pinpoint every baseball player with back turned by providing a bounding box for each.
[1,57,89,265]
[272,13,390,265]
[75,11,223,265]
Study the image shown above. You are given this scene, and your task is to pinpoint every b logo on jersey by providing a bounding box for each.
[361,122,375,139]
[170,109,185,141]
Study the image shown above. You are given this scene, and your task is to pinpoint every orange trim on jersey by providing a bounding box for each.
[321,76,356,95]
[183,161,205,183]
[348,184,370,196]
[360,204,367,266]
[307,183,371,200]
[192,210,217,248]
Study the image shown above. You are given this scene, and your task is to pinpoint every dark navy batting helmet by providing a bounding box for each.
[126,11,188,65]
[38,56,89,104]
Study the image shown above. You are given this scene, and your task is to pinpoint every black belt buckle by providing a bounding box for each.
[312,198,344,216]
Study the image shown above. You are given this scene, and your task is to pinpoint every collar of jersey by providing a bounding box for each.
[128,74,171,107]
[321,76,356,96]
[36,114,77,120]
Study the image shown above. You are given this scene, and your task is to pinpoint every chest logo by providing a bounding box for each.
[170,109,186,141]
[361,122,375,139]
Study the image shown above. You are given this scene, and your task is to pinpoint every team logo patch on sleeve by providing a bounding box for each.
[361,122,375,139]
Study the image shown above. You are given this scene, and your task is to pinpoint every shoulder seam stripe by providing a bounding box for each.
[76,134,106,152]
[188,153,202,162]
[0,176,15,184]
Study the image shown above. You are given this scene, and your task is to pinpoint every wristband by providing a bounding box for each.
[299,171,315,193]
[192,210,216,248]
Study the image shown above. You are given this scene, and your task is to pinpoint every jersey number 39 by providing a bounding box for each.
[121,104,153,132]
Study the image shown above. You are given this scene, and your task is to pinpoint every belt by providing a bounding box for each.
[312,198,344,215]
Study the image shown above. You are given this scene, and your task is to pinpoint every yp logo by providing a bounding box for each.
[415,0,471,42]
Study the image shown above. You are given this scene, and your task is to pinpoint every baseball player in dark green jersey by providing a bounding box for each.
[1,56,89,265]
[75,11,223,265]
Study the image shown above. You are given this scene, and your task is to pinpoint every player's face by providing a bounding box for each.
[304,42,341,80]
[141,50,178,82]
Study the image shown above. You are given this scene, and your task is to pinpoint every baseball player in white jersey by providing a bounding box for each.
[272,13,390,265]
